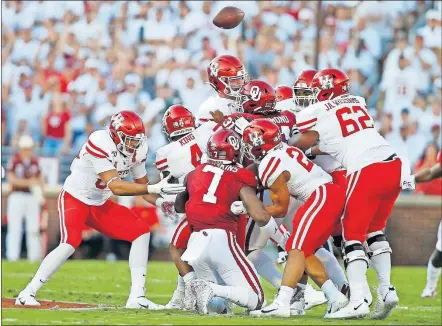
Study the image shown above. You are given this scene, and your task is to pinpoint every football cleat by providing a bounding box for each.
[363,282,373,306]
[15,291,40,306]
[290,286,306,316]
[421,287,437,298]
[325,298,369,319]
[192,279,214,314]
[183,281,197,311]
[325,291,349,316]
[304,284,327,310]
[250,300,290,317]
[125,294,165,310]
[165,289,184,309]
[371,286,399,320]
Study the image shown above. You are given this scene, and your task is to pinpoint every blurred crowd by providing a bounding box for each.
[1,0,441,193]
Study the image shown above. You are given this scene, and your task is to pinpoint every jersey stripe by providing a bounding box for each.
[199,118,210,122]
[87,140,109,157]
[157,165,168,171]
[264,158,281,187]
[213,123,222,131]
[155,158,167,166]
[86,146,107,159]
[260,157,275,185]
[297,118,317,127]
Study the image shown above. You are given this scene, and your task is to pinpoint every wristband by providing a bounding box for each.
[106,176,121,188]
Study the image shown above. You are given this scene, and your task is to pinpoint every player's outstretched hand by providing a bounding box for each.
[147,175,185,195]
[231,201,247,215]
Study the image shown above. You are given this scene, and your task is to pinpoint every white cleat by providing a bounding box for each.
[165,289,184,309]
[324,291,349,316]
[305,284,327,310]
[250,300,290,317]
[192,279,214,314]
[290,287,306,316]
[325,299,369,319]
[421,287,437,298]
[183,281,197,311]
[371,286,399,320]
[363,281,373,306]
[15,291,40,306]
[125,294,165,310]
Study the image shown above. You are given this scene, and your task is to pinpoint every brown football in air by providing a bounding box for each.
[213,6,245,29]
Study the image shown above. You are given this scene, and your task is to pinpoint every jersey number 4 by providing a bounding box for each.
[202,165,224,204]
[190,144,203,167]
[336,106,374,137]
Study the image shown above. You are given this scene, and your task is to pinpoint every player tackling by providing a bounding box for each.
[15,111,184,309]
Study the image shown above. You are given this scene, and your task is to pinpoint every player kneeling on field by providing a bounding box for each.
[15,111,184,309]
[174,129,287,314]
[240,120,348,318]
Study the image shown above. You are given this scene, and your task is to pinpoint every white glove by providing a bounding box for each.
[233,116,250,135]
[155,197,178,220]
[147,175,185,195]
[230,201,247,215]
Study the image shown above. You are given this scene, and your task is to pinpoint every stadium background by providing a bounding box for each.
[1,1,441,263]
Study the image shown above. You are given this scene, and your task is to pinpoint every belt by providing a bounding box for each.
[383,154,397,162]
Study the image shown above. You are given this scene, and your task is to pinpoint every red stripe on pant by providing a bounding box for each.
[171,218,188,246]
[57,190,65,243]
[226,231,264,308]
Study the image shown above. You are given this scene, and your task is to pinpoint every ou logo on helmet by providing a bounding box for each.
[318,75,334,90]
[112,113,125,129]
[250,85,262,101]
[227,135,240,150]
[209,62,220,77]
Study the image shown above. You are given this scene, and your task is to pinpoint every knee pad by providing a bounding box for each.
[431,250,442,268]
[342,241,369,270]
[365,231,392,259]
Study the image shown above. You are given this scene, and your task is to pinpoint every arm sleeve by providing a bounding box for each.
[296,107,318,133]
[258,154,284,188]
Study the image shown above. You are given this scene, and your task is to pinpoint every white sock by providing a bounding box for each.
[129,233,150,295]
[209,283,258,310]
[276,285,294,305]
[426,260,442,290]
[315,248,348,288]
[347,260,368,303]
[183,271,196,284]
[176,275,185,292]
[321,279,340,302]
[247,250,282,289]
[27,243,75,294]
[368,241,392,290]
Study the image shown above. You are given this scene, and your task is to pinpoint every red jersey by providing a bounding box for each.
[45,111,71,139]
[7,153,41,192]
[228,110,297,142]
[185,162,257,234]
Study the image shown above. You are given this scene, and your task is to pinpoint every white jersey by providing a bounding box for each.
[154,121,220,182]
[64,130,148,206]
[296,94,395,175]
[258,143,332,202]
[313,155,345,174]
[196,95,237,126]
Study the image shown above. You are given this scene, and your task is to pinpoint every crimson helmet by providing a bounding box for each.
[109,111,146,156]
[207,129,242,165]
[242,119,282,162]
[238,80,277,115]
[293,69,317,112]
[162,105,196,141]
[275,86,293,102]
[310,68,350,102]
[207,55,248,98]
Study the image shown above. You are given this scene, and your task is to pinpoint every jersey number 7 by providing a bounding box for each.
[336,106,374,137]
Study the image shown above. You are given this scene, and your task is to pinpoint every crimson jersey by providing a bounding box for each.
[7,153,41,192]
[185,162,257,234]
[227,110,297,142]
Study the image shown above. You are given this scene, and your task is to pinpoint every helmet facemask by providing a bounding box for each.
[117,131,145,156]
[219,72,249,97]
[293,85,316,112]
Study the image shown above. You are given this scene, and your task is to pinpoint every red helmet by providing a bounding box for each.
[293,69,317,112]
[207,129,242,165]
[109,111,146,156]
[275,86,293,102]
[162,105,196,141]
[238,80,277,115]
[310,68,350,102]
[242,119,282,162]
[207,55,248,98]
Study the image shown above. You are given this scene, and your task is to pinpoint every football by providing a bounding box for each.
[213,6,245,29]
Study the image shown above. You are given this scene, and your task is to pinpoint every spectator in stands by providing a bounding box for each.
[41,93,72,156]
[418,9,442,50]
[414,143,442,195]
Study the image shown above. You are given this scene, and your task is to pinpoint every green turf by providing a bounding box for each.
[2,260,441,325]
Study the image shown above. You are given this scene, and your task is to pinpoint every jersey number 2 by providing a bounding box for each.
[202,165,224,204]
[190,144,203,167]
[286,147,313,172]
[336,106,374,137]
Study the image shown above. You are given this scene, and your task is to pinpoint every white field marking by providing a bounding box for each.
[2,319,17,322]
[8,289,171,298]
[2,273,172,284]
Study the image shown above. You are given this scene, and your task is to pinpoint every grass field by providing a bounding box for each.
[1,260,441,325]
